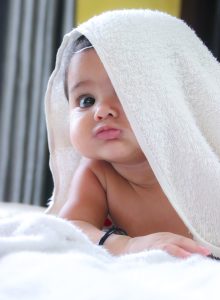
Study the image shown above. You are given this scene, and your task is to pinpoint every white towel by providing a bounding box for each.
[45,9,220,256]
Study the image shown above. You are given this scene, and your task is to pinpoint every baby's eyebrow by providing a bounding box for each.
[70,79,93,94]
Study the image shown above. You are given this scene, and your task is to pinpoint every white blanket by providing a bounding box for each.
[0,213,219,300]
[45,9,220,256]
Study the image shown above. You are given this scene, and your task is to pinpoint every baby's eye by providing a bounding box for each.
[78,96,95,108]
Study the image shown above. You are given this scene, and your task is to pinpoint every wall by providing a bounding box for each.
[76,0,181,24]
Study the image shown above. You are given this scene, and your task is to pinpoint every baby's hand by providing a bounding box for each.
[126,232,211,258]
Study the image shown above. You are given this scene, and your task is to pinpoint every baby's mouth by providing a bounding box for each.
[94,126,121,140]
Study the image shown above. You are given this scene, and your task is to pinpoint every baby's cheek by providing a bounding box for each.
[69,115,80,146]
[69,123,80,148]
[69,111,94,156]
[69,122,87,156]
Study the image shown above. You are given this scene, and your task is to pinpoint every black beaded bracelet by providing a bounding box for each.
[98,226,128,246]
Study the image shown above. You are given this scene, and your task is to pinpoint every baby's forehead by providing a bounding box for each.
[72,48,106,71]
[68,48,98,69]
[67,49,115,100]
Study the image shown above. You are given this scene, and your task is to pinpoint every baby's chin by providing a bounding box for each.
[72,141,145,164]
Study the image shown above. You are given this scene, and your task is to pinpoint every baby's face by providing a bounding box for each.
[67,49,145,164]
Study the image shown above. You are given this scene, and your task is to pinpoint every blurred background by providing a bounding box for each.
[0,0,220,214]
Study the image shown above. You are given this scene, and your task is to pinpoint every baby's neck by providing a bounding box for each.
[111,160,159,189]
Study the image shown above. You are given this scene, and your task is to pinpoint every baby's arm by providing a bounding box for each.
[59,159,210,258]
[59,159,130,254]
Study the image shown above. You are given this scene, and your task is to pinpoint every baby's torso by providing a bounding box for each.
[95,161,192,238]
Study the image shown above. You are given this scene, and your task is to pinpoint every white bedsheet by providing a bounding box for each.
[0,213,219,299]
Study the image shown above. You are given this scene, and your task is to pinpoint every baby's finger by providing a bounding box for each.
[162,244,192,258]
[175,236,210,256]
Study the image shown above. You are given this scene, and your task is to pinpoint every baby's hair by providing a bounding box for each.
[71,35,93,52]
[64,35,93,100]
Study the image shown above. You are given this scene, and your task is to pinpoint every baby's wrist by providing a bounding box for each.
[98,226,128,246]
[103,233,132,255]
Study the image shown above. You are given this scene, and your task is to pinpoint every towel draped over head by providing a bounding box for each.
[45,9,220,257]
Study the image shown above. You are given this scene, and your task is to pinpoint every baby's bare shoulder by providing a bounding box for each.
[79,158,111,175]
[79,158,114,189]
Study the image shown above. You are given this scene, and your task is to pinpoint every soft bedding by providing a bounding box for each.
[0,213,219,300]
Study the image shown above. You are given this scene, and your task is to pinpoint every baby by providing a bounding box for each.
[58,34,210,258]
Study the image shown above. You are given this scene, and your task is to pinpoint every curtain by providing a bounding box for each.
[0,0,75,206]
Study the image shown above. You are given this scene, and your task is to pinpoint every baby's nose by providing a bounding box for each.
[94,104,118,121]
